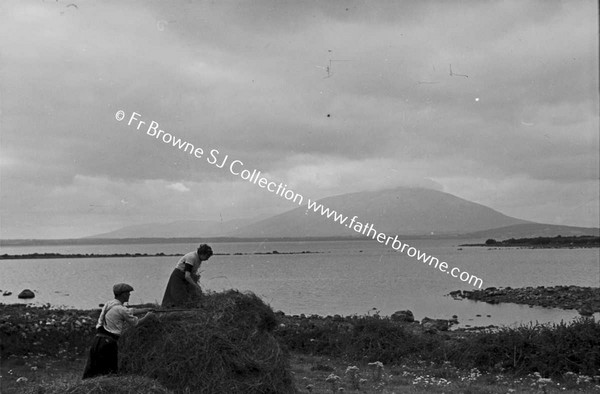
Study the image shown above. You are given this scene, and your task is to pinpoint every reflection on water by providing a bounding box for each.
[0,240,598,328]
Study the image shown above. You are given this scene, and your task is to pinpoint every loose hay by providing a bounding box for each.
[119,290,296,394]
[22,375,172,394]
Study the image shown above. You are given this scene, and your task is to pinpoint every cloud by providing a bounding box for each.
[0,0,598,238]
[167,182,190,192]
[438,175,600,228]
[282,155,443,199]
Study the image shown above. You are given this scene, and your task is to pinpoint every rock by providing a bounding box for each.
[3,291,12,296]
[578,305,594,316]
[421,317,449,331]
[18,289,35,299]
[390,310,414,323]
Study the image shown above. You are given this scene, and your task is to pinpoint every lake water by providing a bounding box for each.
[1,239,598,328]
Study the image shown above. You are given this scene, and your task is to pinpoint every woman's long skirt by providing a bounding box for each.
[161,268,200,308]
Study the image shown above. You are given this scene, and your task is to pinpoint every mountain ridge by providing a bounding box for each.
[81,187,598,240]
[229,187,530,238]
[87,217,260,239]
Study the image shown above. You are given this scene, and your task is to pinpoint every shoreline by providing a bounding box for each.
[2,285,596,329]
[450,285,600,315]
[459,235,599,248]
[0,250,325,260]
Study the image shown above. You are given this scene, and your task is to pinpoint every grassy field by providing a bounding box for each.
[2,351,599,393]
[2,296,600,393]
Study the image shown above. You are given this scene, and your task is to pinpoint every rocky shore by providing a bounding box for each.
[450,285,600,315]
[0,303,462,362]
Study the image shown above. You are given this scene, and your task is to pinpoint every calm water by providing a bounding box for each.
[1,239,598,328]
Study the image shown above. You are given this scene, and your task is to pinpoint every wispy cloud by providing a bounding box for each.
[167,183,190,192]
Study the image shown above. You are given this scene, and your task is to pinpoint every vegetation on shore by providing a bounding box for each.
[276,312,600,378]
[461,235,600,248]
[2,290,600,393]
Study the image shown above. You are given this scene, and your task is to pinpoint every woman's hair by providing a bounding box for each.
[197,244,213,257]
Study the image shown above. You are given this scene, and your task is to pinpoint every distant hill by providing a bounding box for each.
[229,187,531,238]
[88,218,260,239]
[82,187,598,241]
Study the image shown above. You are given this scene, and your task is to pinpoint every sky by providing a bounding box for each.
[0,0,598,239]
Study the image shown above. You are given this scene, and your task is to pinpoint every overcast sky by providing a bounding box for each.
[1,0,598,239]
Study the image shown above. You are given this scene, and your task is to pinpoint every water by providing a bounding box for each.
[1,239,598,328]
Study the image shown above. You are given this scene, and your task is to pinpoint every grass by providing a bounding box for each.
[444,318,600,377]
[119,291,295,393]
[4,352,600,393]
[2,294,600,393]
[275,313,600,378]
[290,353,600,393]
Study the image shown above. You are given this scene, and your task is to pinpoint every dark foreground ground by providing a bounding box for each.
[2,286,600,393]
[3,350,600,393]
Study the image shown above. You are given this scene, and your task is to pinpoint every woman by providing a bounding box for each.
[161,243,213,308]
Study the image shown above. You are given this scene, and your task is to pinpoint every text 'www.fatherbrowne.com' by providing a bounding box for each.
[305,200,483,288]
[116,110,484,289]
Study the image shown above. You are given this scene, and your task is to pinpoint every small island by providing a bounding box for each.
[460,235,599,248]
[449,285,600,315]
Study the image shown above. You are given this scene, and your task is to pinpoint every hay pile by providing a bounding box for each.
[22,375,172,394]
[119,290,296,394]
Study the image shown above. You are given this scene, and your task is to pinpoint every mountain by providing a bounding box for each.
[88,218,259,239]
[229,187,532,238]
[86,187,598,240]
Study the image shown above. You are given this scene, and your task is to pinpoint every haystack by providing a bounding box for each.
[119,290,296,394]
[22,375,172,394]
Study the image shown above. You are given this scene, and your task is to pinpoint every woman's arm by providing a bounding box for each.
[191,271,201,283]
[184,271,202,293]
